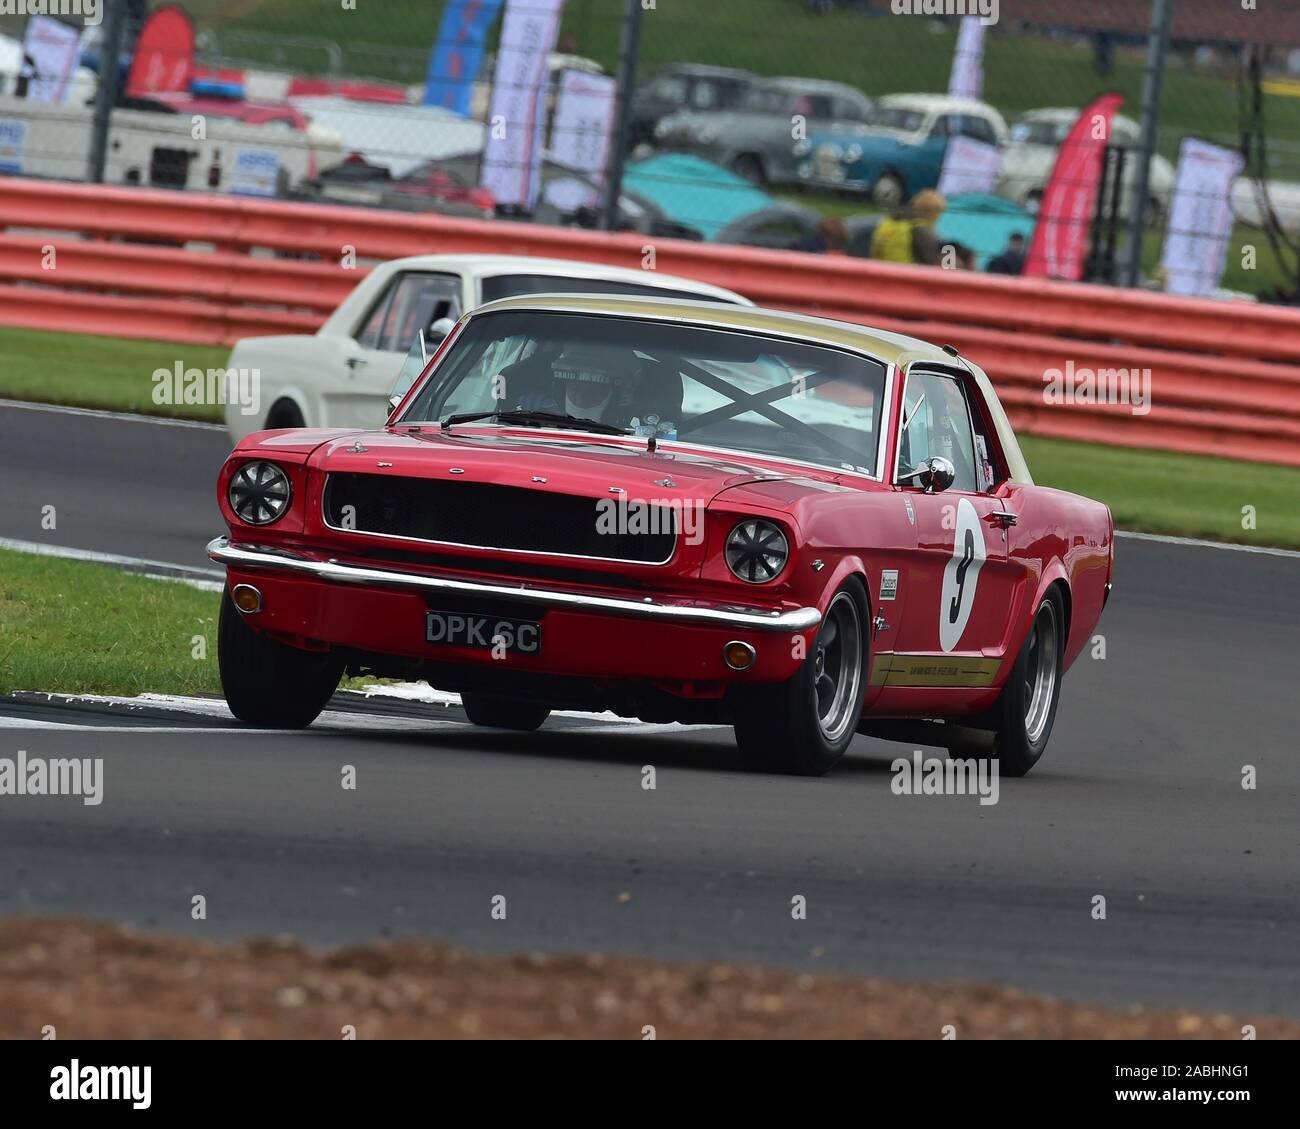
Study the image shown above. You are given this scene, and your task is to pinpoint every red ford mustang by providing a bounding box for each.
[209,294,1113,776]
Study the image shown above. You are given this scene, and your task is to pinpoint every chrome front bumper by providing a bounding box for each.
[206,537,822,633]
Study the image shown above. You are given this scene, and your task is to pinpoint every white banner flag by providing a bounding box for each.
[937,135,1003,198]
[948,16,986,101]
[550,69,615,180]
[23,15,81,105]
[544,69,616,212]
[1160,137,1245,297]
[480,0,566,210]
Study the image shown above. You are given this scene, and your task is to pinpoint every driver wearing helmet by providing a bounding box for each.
[513,344,681,436]
[550,345,631,422]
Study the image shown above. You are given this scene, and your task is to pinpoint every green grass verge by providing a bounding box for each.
[0,549,407,699]
[0,550,221,697]
[1021,435,1300,550]
[0,327,228,422]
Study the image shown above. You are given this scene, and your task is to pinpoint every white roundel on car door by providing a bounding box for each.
[940,497,988,653]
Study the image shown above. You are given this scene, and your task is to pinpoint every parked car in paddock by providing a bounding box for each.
[629,64,757,151]
[654,76,873,187]
[995,108,1175,219]
[210,294,1114,776]
[798,93,1008,207]
[224,255,750,442]
[293,154,497,220]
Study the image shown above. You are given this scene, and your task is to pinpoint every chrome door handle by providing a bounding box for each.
[346,356,368,370]
[989,510,1018,528]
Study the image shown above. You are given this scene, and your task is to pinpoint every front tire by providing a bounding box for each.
[218,588,342,727]
[733,579,868,776]
[460,692,551,731]
[991,587,1065,777]
[871,172,906,209]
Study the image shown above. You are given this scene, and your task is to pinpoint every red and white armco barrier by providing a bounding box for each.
[2,177,1298,465]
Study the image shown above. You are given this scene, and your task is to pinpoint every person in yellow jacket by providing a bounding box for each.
[870,189,947,266]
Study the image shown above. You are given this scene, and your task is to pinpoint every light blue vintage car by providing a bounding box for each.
[654,76,873,188]
[797,93,1008,207]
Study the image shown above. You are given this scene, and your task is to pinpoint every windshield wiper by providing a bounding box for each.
[440,409,629,437]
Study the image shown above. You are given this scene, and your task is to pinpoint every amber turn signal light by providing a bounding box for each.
[231,584,263,614]
[723,641,756,671]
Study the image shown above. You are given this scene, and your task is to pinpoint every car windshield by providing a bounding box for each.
[398,310,888,475]
[1011,119,1068,145]
[868,106,927,132]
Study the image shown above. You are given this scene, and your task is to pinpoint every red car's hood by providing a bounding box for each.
[307,427,842,507]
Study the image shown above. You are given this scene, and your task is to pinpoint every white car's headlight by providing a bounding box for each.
[725,519,789,583]
[228,461,292,525]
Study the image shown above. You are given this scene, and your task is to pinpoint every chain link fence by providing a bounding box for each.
[0,0,1298,297]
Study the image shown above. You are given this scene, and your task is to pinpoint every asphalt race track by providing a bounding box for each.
[0,402,227,572]
[3,402,1299,1018]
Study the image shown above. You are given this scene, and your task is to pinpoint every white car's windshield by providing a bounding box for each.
[479,274,739,304]
[869,106,926,132]
[398,310,888,475]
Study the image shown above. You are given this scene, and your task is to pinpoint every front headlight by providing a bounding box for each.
[228,461,292,525]
[845,143,863,163]
[725,519,789,583]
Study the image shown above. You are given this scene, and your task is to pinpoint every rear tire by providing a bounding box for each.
[730,153,766,186]
[218,588,342,727]
[460,692,551,731]
[991,587,1065,777]
[733,578,868,776]
[264,399,306,429]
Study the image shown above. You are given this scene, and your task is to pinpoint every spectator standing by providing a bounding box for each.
[987,233,1027,276]
[869,189,947,266]
[801,215,848,254]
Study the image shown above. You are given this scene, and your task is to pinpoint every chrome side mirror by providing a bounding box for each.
[899,456,956,494]
[428,317,456,344]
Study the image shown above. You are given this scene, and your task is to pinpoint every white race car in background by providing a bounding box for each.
[995,108,1176,219]
[225,254,750,441]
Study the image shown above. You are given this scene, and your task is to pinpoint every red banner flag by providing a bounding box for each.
[126,4,196,99]
[1023,93,1124,281]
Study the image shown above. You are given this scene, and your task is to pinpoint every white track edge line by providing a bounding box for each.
[1114,529,1300,560]
[0,398,226,431]
[0,538,224,587]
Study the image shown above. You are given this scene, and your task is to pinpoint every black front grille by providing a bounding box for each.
[323,473,677,564]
